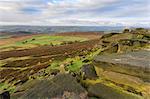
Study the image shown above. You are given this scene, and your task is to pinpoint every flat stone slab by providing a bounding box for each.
[93,50,150,81]
[94,50,150,69]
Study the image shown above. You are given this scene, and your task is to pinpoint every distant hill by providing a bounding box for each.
[0,25,125,34]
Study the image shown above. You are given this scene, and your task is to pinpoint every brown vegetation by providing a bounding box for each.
[0,39,99,83]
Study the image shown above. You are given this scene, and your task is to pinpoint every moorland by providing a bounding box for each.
[0,28,150,99]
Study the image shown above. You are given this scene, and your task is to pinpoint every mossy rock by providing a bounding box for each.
[93,50,150,98]
[88,83,143,99]
[100,44,119,55]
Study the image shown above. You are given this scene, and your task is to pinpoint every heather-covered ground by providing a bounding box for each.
[0,28,150,99]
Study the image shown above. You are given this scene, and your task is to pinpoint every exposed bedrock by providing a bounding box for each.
[94,50,150,81]
[93,50,150,98]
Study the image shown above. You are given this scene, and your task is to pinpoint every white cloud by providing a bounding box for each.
[0,0,149,26]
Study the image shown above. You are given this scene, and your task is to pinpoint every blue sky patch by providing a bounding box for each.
[21,7,41,14]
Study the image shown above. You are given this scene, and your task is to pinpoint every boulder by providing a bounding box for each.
[81,64,98,80]
[0,91,10,99]
[12,74,87,99]
[123,29,130,33]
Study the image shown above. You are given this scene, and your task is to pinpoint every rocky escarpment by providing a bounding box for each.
[90,28,150,99]
[98,28,150,54]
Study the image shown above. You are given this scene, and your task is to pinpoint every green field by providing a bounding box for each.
[17,35,87,45]
[0,35,88,51]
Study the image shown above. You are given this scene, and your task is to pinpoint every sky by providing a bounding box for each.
[0,0,150,26]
